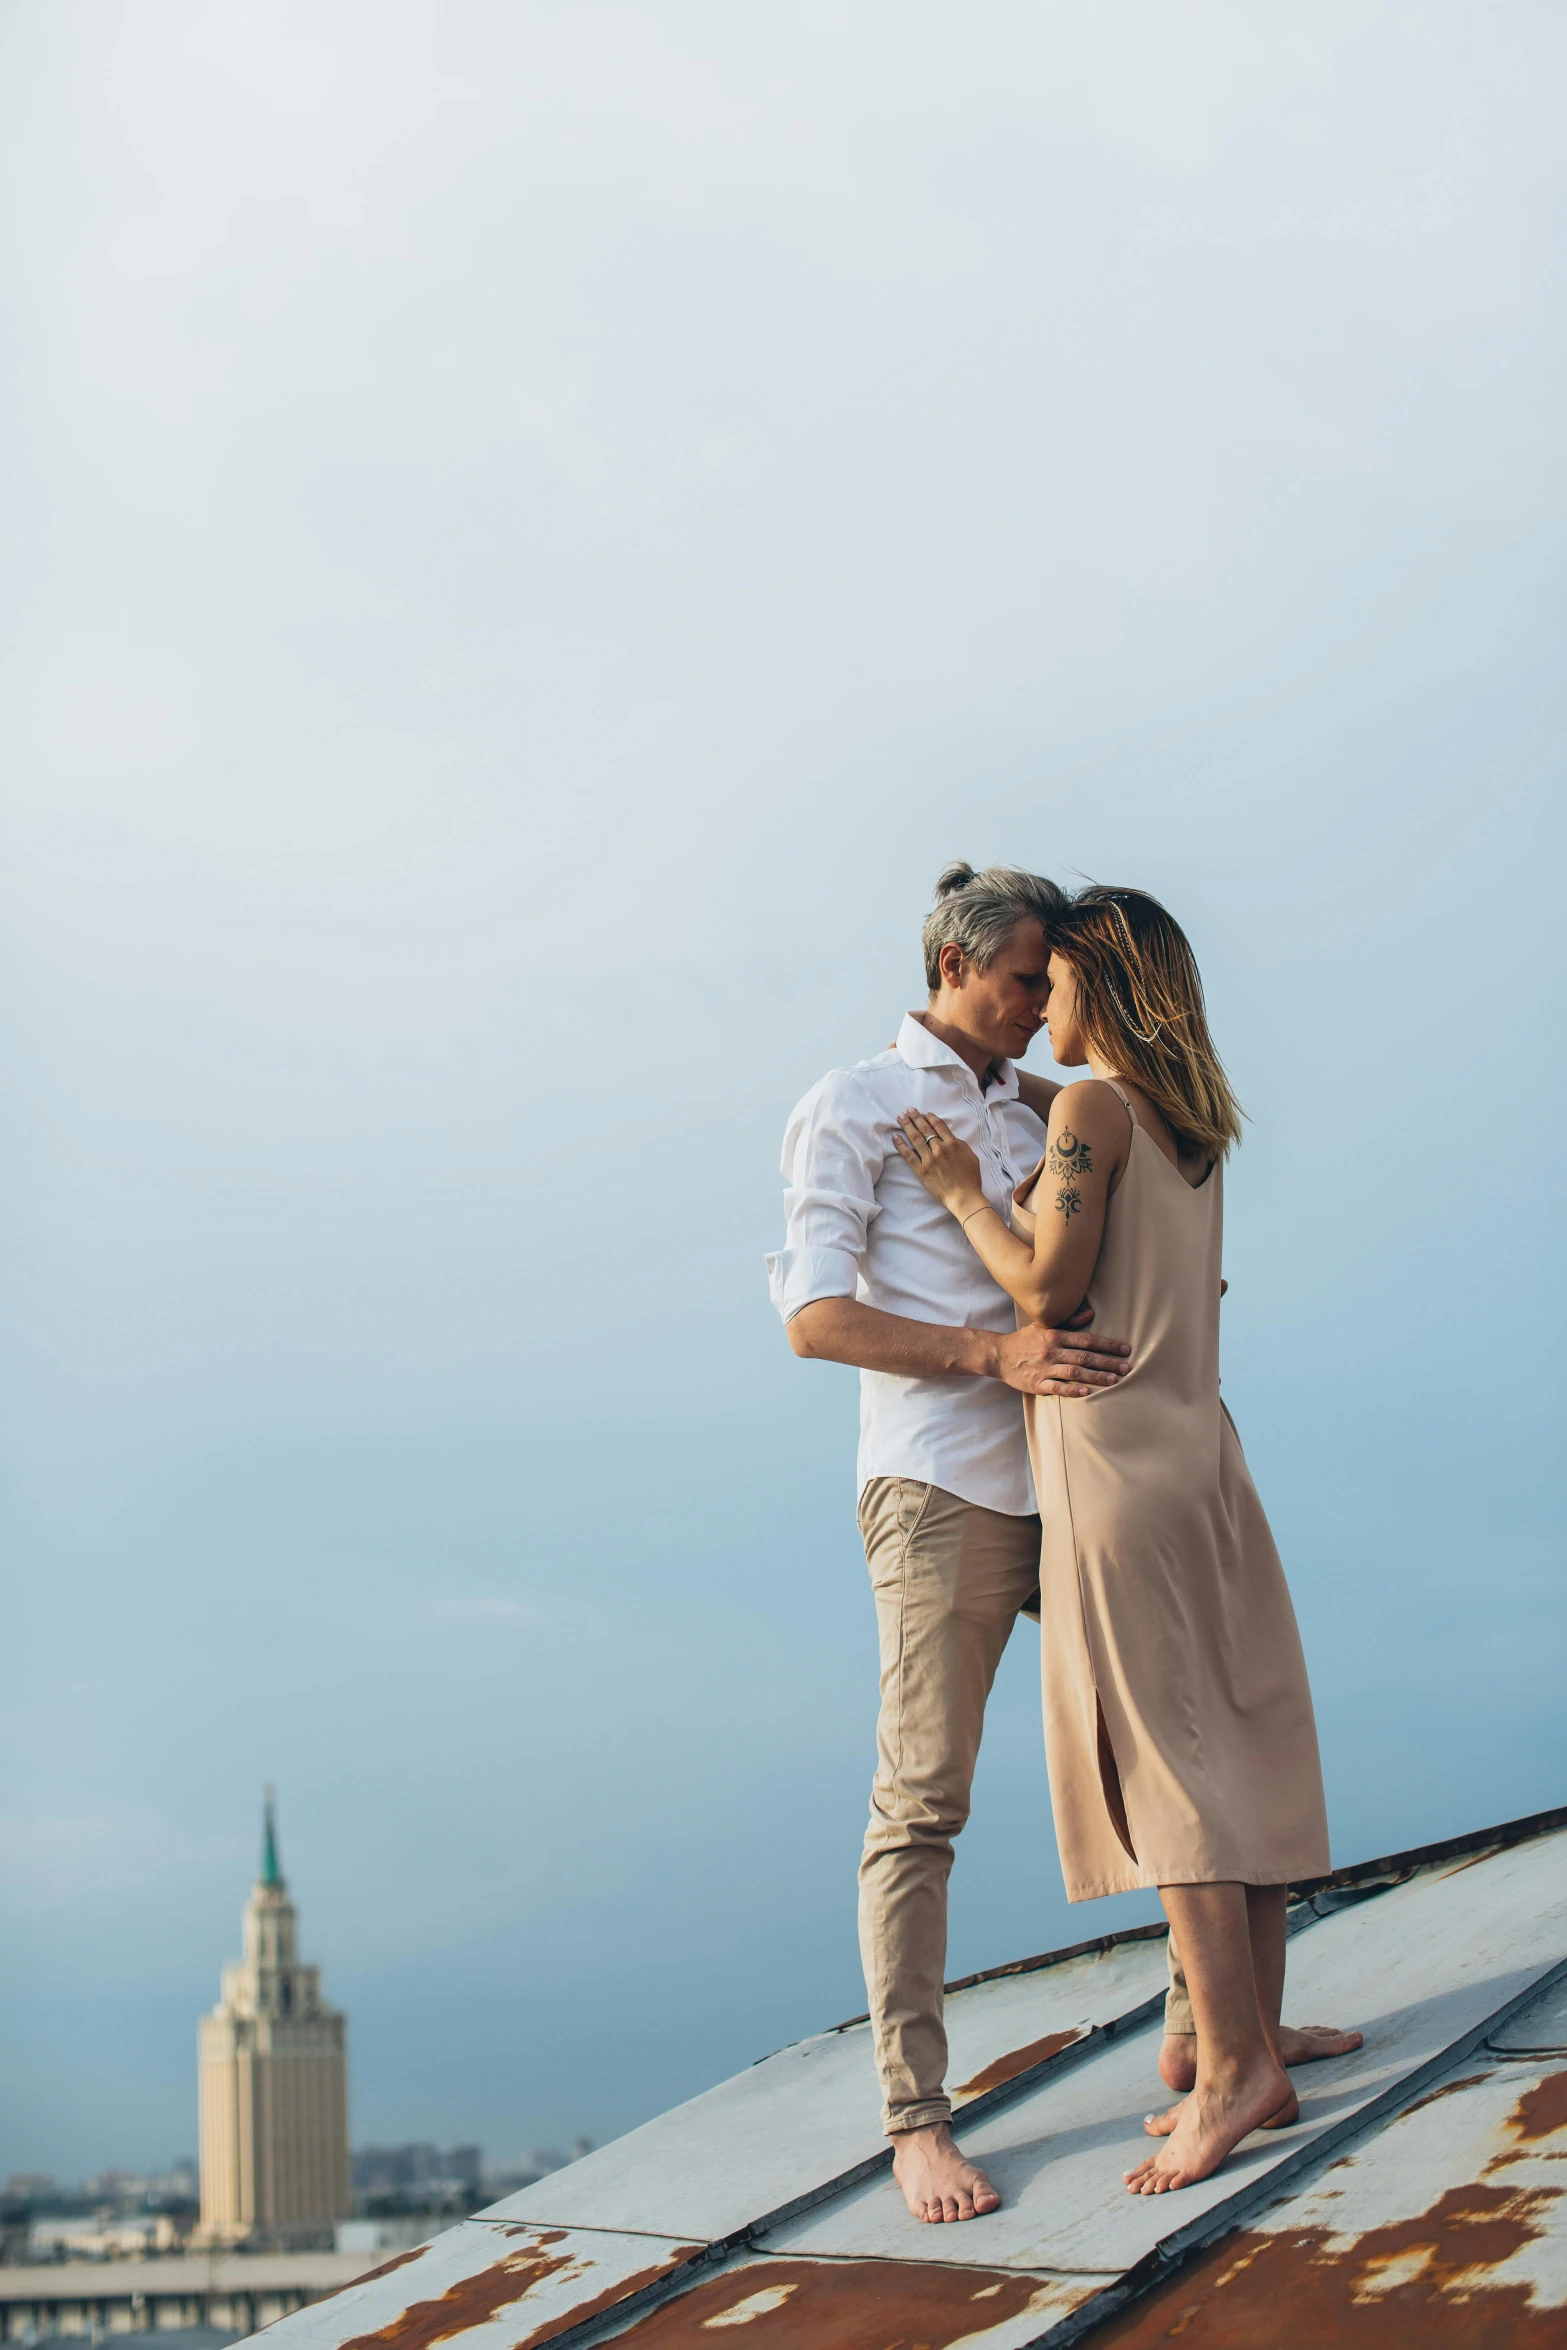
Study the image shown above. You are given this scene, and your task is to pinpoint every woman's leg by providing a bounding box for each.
[1147,1885,1353,2134]
[1247,1885,1287,2051]
[1123,1883,1290,2194]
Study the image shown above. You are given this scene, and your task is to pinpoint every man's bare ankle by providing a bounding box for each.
[1159,2032,1197,2091]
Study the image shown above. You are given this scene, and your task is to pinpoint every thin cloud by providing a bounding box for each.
[414,1596,540,1630]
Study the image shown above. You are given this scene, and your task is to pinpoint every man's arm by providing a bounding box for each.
[767,1068,1127,1397]
[787,1296,1128,1397]
[1015,1068,1063,1123]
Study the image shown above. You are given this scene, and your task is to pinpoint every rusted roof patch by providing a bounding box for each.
[955,2027,1089,2102]
[596,2256,1074,2346]
[336,2234,577,2350]
[1397,2071,1492,2117]
[1077,2189,1564,2346]
[327,2230,705,2350]
[1071,2055,1567,2346]
[508,2252,708,2350]
[314,2247,432,2302]
[1497,2068,1567,2152]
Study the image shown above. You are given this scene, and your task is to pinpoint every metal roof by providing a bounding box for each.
[251,1805,1567,2348]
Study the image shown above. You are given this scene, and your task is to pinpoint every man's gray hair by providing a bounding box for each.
[921,862,1066,991]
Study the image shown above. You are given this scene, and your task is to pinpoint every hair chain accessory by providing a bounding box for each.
[1104,977,1164,1045]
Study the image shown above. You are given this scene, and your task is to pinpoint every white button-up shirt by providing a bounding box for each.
[766,1013,1049,1515]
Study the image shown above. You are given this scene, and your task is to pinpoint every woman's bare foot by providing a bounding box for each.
[891,2123,1001,2222]
[1146,2021,1361,2136]
[1143,2082,1298,2138]
[1280,2023,1364,2064]
[1158,2021,1362,2093]
[1124,2055,1289,2194]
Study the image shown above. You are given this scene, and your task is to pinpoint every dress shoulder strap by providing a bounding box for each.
[1099,1079,1137,1134]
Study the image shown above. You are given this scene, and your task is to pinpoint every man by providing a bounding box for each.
[767,864,1357,2225]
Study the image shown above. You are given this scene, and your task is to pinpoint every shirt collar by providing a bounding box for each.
[896,1012,1020,1101]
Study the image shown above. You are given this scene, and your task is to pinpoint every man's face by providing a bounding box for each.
[942,918,1051,1061]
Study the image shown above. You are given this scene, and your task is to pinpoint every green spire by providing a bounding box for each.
[261,1784,284,1888]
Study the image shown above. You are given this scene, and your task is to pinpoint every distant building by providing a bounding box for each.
[334,2218,440,2258]
[350,2144,482,2207]
[28,2213,186,2260]
[0,2248,377,2339]
[0,2200,29,2270]
[196,1792,351,2251]
[477,2140,594,2201]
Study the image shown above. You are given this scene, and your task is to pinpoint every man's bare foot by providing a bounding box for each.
[1124,2055,1289,2194]
[890,2122,1001,2223]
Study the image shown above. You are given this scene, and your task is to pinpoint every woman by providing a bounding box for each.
[893,885,1330,2195]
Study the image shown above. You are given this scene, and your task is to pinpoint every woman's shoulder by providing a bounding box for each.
[1049,1077,1132,1132]
[1045,1079,1134,1181]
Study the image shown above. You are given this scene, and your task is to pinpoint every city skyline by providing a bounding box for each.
[2,1794,587,2214]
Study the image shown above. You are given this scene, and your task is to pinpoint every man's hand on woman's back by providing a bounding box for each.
[994,1316,1131,1398]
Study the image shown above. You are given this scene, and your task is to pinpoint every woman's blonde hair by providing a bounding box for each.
[1054,886,1244,1160]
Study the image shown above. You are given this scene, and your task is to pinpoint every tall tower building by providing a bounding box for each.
[197,1791,351,2249]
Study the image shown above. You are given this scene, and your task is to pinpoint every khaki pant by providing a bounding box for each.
[857,1476,1192,2135]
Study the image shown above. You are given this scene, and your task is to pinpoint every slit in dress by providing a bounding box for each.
[1096,1694,1138,1863]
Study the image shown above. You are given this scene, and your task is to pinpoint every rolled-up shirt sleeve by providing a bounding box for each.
[764,1071,883,1324]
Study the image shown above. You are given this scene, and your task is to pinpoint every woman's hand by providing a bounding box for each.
[892,1111,987,1217]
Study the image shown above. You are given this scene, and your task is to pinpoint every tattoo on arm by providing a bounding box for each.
[1047,1126,1094,1220]
[1049,1126,1094,1175]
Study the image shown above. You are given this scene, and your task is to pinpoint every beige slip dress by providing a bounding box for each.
[1014,1083,1330,1902]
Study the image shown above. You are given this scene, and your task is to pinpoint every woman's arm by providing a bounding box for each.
[893,1081,1130,1326]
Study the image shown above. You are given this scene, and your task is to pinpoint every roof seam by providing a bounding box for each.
[468,2220,704,2244]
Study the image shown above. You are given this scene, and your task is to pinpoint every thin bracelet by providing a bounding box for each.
[960,1204,992,1230]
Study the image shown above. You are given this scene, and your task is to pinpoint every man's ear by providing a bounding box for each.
[938,941,967,989]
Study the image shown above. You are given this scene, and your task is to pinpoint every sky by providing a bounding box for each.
[2,0,1565,2180]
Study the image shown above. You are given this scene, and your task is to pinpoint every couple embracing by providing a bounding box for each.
[766,864,1359,2222]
